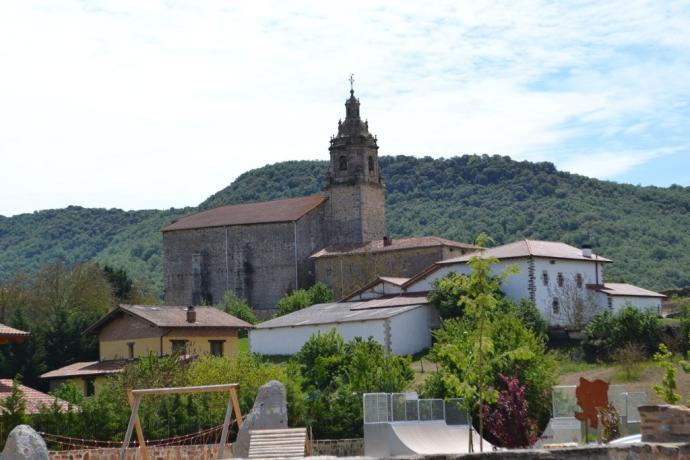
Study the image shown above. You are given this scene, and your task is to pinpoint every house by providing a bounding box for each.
[0,379,73,415]
[394,239,666,327]
[249,295,439,356]
[0,323,29,344]
[41,305,252,395]
[311,237,479,299]
[250,239,666,356]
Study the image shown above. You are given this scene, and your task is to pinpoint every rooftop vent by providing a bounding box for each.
[581,245,592,258]
[186,305,196,323]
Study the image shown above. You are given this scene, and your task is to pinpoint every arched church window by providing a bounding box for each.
[339,156,348,171]
[368,156,374,172]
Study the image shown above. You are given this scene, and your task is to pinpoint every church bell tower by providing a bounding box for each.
[325,78,386,245]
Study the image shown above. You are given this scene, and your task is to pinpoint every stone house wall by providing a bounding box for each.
[315,245,467,299]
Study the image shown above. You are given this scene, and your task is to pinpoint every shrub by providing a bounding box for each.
[613,342,645,381]
[582,307,662,362]
[481,374,538,448]
[598,404,621,443]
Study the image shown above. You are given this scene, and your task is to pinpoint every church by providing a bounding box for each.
[162,86,474,313]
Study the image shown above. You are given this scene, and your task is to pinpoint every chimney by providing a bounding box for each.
[383,236,392,247]
[186,305,196,323]
[581,244,592,258]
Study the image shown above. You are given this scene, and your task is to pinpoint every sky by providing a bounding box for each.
[1,1,689,217]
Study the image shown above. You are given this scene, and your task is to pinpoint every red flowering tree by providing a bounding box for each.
[481,373,538,448]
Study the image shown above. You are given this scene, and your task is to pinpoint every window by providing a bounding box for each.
[127,342,134,360]
[552,298,560,315]
[368,156,375,172]
[209,340,225,357]
[85,378,95,397]
[171,340,187,355]
[541,271,549,286]
[575,273,583,288]
[557,272,564,287]
[339,155,348,171]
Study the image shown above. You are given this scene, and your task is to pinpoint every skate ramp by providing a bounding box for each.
[365,421,492,457]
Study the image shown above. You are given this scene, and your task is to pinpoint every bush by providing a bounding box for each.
[481,374,538,448]
[581,307,662,362]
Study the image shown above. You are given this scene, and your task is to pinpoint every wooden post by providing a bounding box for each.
[217,390,235,460]
[230,388,243,428]
[120,393,142,460]
[128,390,148,460]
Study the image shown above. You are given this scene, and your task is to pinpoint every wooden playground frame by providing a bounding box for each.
[119,383,243,460]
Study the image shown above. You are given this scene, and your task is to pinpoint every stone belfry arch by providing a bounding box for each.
[325,78,386,244]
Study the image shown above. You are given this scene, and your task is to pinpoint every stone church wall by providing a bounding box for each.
[164,205,328,310]
[326,183,385,245]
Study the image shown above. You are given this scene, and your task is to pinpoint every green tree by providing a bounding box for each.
[218,292,258,337]
[0,308,46,388]
[0,377,28,441]
[292,329,413,439]
[652,344,681,404]
[274,282,334,317]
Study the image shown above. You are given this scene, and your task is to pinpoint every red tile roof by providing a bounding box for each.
[588,283,666,298]
[0,380,73,414]
[0,323,29,339]
[438,239,612,264]
[311,236,479,258]
[163,195,327,232]
[85,305,254,335]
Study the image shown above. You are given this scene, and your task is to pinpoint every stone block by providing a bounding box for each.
[3,425,49,460]
[233,380,288,458]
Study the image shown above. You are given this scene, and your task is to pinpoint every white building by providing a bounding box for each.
[250,239,666,355]
[394,240,665,327]
[249,294,439,356]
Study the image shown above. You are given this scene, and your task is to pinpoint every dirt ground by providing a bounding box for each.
[558,363,690,405]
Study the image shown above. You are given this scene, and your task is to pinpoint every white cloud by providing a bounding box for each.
[560,147,680,178]
[0,0,689,215]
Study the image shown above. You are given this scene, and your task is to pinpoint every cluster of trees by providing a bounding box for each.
[3,154,689,299]
[0,262,156,389]
[274,282,333,317]
[3,331,412,445]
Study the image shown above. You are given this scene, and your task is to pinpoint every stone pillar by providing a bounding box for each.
[639,404,690,443]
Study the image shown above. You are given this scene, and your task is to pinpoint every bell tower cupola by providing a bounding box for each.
[325,75,385,245]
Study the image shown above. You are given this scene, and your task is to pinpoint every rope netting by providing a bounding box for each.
[39,418,241,451]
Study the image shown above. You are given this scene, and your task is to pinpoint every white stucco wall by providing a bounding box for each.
[249,320,386,355]
[389,305,437,355]
[405,258,530,300]
[610,296,662,315]
[405,256,613,327]
[533,258,605,327]
[349,281,404,301]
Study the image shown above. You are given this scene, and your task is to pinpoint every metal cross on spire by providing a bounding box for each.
[349,73,355,93]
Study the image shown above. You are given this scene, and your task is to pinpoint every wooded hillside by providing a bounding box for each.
[2,155,689,294]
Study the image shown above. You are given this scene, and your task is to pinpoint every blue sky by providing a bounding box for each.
[0,1,689,216]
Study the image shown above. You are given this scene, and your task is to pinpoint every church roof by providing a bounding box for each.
[163,195,327,232]
[310,236,478,258]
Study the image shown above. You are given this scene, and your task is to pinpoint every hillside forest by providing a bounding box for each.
[2,154,690,296]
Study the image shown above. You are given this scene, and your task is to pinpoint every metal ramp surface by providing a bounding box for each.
[247,428,307,459]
